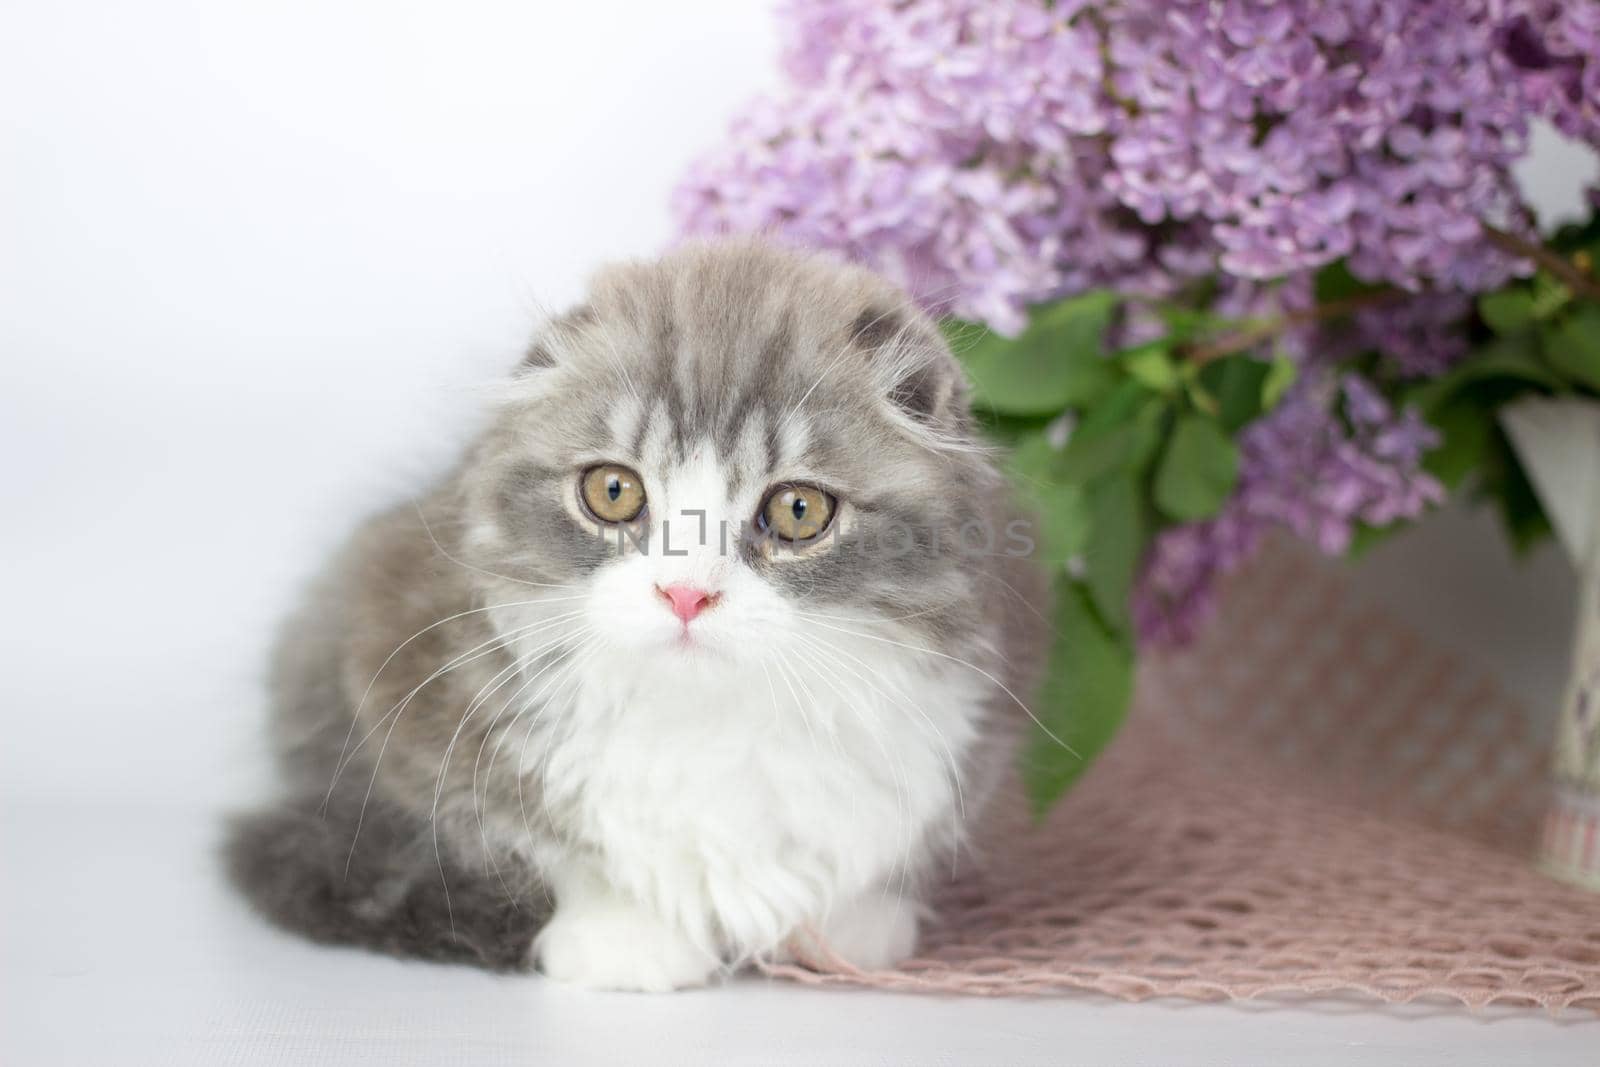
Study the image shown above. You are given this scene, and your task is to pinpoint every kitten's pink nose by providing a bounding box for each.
[656,583,719,624]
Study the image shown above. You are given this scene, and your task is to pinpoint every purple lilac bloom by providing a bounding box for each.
[675,0,1598,643]
[1501,1,1600,145]
[1134,378,1443,644]
[675,0,1591,323]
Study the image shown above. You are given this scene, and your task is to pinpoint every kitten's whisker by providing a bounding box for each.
[499,639,600,914]
[771,641,890,905]
[774,300,905,438]
[450,647,546,892]
[460,621,588,807]
[792,629,969,828]
[799,619,1080,761]
[340,612,582,875]
[594,323,646,410]
[519,644,603,856]
[472,626,596,838]
[776,642,847,759]
[782,284,982,461]
[336,610,583,789]
[767,646,823,760]
[980,568,1055,628]
[755,656,785,734]
[792,628,973,892]
[453,628,593,898]
[426,621,587,857]
[772,285,942,441]
[323,595,577,812]
[333,619,539,798]
[412,499,579,591]
[790,604,944,626]
[489,634,593,795]
[782,638,913,900]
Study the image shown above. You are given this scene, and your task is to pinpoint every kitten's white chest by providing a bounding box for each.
[531,646,985,953]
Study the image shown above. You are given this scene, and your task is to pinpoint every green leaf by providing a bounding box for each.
[1345,520,1400,560]
[1501,468,1554,556]
[973,410,1058,447]
[1121,342,1180,393]
[1315,259,1386,304]
[1482,427,1555,555]
[1478,288,1536,336]
[1531,270,1574,320]
[1056,379,1162,484]
[1550,214,1600,261]
[945,291,1120,416]
[1035,484,1092,565]
[1152,415,1240,522]
[1543,305,1600,392]
[1410,335,1564,414]
[1261,354,1298,410]
[1198,355,1272,433]
[1149,302,1230,342]
[1421,391,1495,491]
[1006,430,1063,485]
[1081,474,1144,634]
[1020,578,1135,813]
[1190,382,1222,419]
[1006,434,1092,563]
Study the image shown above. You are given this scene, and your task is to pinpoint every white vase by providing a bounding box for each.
[1502,397,1600,891]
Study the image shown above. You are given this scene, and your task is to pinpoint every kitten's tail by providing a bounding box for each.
[223,798,544,971]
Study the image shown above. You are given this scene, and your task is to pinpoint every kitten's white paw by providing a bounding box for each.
[793,894,921,970]
[535,903,716,993]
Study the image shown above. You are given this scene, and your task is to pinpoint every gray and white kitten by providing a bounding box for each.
[227,240,1050,991]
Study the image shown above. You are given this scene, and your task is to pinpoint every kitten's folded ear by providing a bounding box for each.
[518,304,598,372]
[850,304,970,433]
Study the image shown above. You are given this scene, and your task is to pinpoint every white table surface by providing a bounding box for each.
[3,799,1593,1067]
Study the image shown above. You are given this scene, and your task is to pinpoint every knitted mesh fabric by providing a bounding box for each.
[764,543,1600,1013]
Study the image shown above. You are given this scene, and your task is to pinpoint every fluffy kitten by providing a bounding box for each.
[227,240,1050,991]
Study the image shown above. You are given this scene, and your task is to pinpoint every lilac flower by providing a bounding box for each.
[1134,377,1442,643]
[1501,2,1600,144]
[1347,295,1473,379]
[675,0,1595,643]
[679,0,1589,325]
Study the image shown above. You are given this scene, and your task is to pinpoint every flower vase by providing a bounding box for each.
[1502,398,1600,891]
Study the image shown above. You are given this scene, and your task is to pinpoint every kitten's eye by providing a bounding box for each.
[579,464,646,524]
[758,484,836,543]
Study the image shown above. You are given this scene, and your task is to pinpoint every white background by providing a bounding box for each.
[2,0,784,806]
[0,1,1593,1063]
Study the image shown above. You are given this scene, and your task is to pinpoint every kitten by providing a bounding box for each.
[226,239,1050,991]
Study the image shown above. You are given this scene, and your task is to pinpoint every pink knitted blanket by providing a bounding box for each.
[767,545,1600,1013]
